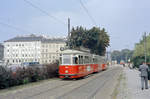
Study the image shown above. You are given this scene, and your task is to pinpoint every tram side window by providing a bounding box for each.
[84,56,89,64]
[93,58,98,64]
[79,55,83,64]
[73,57,78,64]
[63,55,71,64]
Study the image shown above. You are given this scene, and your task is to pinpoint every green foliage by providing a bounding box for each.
[68,26,110,56]
[133,34,150,57]
[131,56,145,68]
[0,66,11,89]
[111,49,133,63]
[132,33,150,67]
[0,62,59,89]
[111,50,121,63]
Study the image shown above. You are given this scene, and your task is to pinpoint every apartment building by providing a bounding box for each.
[41,38,66,64]
[4,35,66,65]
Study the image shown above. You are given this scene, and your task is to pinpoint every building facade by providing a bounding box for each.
[4,35,66,65]
[41,39,66,64]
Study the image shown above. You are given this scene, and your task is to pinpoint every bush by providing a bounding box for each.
[0,66,11,89]
[45,62,59,78]
[0,62,59,89]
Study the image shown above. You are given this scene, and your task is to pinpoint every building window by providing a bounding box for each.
[7,60,9,63]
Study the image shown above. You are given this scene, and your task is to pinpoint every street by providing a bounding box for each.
[0,66,122,99]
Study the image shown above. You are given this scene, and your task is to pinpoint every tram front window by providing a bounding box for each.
[63,55,71,64]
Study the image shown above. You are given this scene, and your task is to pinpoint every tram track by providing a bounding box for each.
[25,68,111,99]
[87,68,121,99]
[25,80,76,99]
[0,79,75,99]
[0,66,122,99]
[56,67,122,99]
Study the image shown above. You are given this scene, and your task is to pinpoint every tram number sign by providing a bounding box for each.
[87,66,91,72]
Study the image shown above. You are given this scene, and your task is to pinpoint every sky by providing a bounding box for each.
[0,0,150,51]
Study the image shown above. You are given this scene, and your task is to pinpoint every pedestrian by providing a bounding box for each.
[148,65,150,84]
[139,62,150,90]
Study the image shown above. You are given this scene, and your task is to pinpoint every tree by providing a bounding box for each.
[132,33,150,67]
[111,49,133,64]
[111,50,121,63]
[67,26,110,56]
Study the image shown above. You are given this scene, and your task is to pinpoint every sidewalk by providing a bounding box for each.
[117,67,150,99]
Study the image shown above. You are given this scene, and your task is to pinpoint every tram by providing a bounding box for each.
[59,49,107,79]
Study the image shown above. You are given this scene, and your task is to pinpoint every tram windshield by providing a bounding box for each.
[62,54,71,64]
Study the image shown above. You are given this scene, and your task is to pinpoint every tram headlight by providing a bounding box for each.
[65,70,68,73]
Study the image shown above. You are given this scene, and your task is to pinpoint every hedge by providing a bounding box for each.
[0,62,59,89]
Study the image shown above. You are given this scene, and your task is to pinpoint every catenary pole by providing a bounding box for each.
[144,32,147,63]
[67,18,71,48]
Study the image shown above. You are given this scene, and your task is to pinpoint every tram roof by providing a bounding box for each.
[60,49,88,54]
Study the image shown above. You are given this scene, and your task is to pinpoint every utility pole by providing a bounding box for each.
[68,18,70,38]
[144,32,147,63]
[67,18,71,48]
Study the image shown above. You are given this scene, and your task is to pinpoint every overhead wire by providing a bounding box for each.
[0,21,32,33]
[23,0,66,25]
[79,0,97,26]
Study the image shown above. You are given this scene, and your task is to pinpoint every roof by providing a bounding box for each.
[4,35,66,43]
[5,36,44,42]
[60,49,88,54]
[42,38,66,43]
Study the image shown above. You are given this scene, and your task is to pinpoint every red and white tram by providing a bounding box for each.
[59,49,107,79]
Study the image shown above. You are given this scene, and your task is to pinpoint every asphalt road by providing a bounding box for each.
[0,66,122,99]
